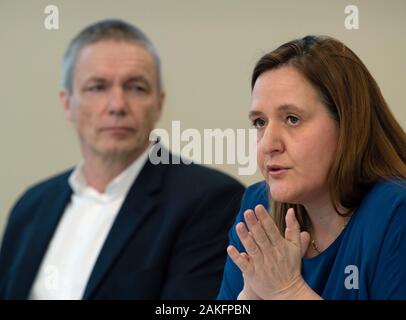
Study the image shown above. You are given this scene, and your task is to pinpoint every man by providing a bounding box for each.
[0,19,244,299]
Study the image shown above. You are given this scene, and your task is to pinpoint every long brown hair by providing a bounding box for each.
[252,35,406,234]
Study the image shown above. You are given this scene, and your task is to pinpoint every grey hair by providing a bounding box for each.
[62,19,162,93]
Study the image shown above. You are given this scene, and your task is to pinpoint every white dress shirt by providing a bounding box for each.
[29,149,149,300]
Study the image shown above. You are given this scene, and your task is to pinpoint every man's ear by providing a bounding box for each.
[156,90,165,122]
[59,89,73,122]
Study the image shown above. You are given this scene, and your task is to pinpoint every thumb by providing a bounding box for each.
[300,231,311,257]
[284,208,301,247]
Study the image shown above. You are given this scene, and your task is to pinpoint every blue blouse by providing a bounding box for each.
[217,180,406,300]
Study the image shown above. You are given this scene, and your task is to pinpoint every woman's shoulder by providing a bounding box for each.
[231,181,269,225]
[355,179,406,227]
[365,179,406,203]
[242,181,269,209]
[246,180,268,196]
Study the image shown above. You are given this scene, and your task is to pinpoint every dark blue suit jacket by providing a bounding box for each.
[0,153,244,299]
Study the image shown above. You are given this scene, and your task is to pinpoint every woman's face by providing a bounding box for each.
[250,66,339,206]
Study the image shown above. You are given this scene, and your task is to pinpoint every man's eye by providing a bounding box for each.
[126,84,147,92]
[88,84,105,92]
[252,118,266,129]
[287,115,300,125]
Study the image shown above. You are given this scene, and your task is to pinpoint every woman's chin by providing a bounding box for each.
[268,186,298,204]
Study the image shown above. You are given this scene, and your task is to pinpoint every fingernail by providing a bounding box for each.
[244,211,255,223]
[238,223,247,234]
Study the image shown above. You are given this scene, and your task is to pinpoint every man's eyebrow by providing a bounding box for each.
[83,75,150,84]
[125,75,149,84]
[248,110,264,119]
[84,76,107,83]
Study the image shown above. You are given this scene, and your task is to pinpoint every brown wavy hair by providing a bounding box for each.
[251,35,406,234]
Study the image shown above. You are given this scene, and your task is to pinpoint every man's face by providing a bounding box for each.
[60,40,164,162]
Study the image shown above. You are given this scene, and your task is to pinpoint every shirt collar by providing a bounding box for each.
[68,147,150,202]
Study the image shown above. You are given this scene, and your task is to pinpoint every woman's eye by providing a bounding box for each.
[287,115,300,125]
[252,118,266,129]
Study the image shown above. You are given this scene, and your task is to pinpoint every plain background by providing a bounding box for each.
[1,0,405,237]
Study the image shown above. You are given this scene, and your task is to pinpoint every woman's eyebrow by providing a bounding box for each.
[277,103,304,113]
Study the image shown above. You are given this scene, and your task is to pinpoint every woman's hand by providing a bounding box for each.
[228,205,320,299]
[237,266,262,300]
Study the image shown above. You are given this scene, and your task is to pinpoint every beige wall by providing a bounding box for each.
[1,0,405,236]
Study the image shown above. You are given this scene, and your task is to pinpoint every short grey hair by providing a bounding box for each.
[62,19,162,93]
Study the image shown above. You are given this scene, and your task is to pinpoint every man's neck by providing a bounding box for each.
[81,148,147,193]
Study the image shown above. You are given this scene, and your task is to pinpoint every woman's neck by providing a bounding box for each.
[303,196,349,257]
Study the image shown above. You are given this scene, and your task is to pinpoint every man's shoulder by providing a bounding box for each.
[164,161,244,190]
[4,169,73,237]
[22,169,72,195]
[11,169,73,213]
[148,146,244,189]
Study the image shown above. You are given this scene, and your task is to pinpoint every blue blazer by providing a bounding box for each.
[0,153,244,299]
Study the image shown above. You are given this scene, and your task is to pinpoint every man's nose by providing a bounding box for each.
[107,87,128,115]
[259,122,284,155]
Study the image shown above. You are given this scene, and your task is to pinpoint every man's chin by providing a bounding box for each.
[96,144,147,160]
[104,148,134,156]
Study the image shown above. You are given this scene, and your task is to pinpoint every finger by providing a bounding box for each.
[227,245,251,272]
[284,208,301,247]
[244,209,272,251]
[254,204,282,245]
[300,231,311,257]
[236,222,262,259]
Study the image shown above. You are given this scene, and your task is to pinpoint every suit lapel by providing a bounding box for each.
[7,175,72,299]
[82,160,166,299]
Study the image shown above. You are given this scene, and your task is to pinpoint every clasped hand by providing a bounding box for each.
[228,205,312,300]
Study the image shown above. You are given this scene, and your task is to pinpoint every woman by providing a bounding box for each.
[218,35,406,299]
